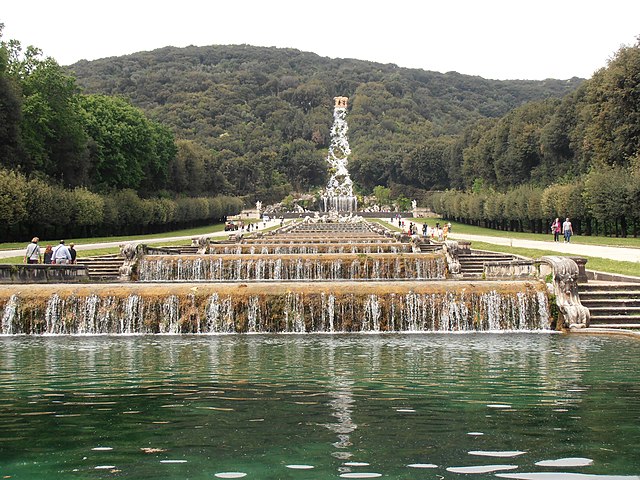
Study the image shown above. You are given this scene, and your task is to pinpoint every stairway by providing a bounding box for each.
[458,250,516,277]
[578,282,640,330]
[75,254,123,281]
[419,242,443,253]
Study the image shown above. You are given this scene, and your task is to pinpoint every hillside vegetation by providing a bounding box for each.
[68,44,582,196]
[9,27,640,241]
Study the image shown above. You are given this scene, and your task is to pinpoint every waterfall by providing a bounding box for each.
[136,255,447,282]
[322,96,357,213]
[1,294,18,335]
[0,283,550,334]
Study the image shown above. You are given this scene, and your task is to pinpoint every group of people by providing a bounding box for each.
[551,217,574,243]
[23,238,77,264]
[392,216,450,241]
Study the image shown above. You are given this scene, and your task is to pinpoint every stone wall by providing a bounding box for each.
[0,265,89,283]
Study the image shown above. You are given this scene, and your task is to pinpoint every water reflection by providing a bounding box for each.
[0,334,639,479]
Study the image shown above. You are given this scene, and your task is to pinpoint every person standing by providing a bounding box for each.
[562,218,573,243]
[69,243,77,264]
[551,217,561,242]
[43,245,53,264]
[52,240,72,264]
[23,237,41,264]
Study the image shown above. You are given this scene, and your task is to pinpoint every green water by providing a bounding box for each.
[0,334,638,479]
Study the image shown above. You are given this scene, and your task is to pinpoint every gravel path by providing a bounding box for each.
[448,232,640,263]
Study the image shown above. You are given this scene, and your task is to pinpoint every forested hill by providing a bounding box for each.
[67,45,582,196]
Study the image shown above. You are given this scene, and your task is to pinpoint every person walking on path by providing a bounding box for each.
[562,218,574,243]
[551,217,561,242]
[23,237,41,264]
[52,240,72,264]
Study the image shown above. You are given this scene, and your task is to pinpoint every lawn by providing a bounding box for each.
[376,218,639,277]
[0,219,277,264]
[422,218,640,248]
[0,220,263,251]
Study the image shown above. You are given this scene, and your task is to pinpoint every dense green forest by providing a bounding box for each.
[67,44,582,196]
[424,38,640,237]
[0,25,244,241]
[4,21,639,239]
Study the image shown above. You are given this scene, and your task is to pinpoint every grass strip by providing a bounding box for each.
[468,241,640,278]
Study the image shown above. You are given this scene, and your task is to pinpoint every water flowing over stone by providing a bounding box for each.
[0,218,554,334]
[322,97,357,213]
[136,254,447,282]
[0,282,549,334]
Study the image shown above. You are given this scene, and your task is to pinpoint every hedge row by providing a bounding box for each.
[426,171,640,237]
[0,169,243,241]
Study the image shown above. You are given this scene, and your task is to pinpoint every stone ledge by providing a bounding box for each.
[0,264,89,283]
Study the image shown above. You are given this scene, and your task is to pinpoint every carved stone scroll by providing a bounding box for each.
[443,240,461,276]
[119,243,147,281]
[192,235,210,254]
[541,256,590,329]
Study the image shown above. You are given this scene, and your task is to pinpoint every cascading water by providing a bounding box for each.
[322,96,357,213]
[136,254,447,282]
[0,219,555,335]
[0,282,550,334]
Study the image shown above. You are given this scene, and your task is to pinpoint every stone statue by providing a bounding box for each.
[541,256,590,329]
[256,201,262,213]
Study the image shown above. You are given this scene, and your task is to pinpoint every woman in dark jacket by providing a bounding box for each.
[43,245,53,264]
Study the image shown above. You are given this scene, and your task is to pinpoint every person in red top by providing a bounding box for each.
[551,218,561,242]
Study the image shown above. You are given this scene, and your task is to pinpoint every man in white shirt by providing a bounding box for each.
[24,237,41,264]
[562,218,573,243]
[52,240,72,264]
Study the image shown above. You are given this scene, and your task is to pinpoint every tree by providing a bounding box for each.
[3,36,89,185]
[400,138,452,190]
[79,94,176,191]
[582,39,640,168]
[372,185,391,207]
[0,24,24,168]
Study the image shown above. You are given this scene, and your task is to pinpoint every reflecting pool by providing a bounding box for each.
[0,334,639,479]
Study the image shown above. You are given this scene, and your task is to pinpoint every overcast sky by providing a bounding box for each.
[2,0,639,80]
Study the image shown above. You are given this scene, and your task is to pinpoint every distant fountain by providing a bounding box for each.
[322,97,357,213]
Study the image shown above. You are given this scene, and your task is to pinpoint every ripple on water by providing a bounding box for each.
[496,474,640,480]
[535,458,594,467]
[91,447,113,451]
[469,450,527,457]
[447,465,519,474]
[339,474,382,479]
[214,473,247,479]
[344,462,370,466]
[407,463,438,468]
[286,465,314,469]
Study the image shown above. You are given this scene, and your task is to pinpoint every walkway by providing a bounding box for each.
[0,219,283,260]
[448,232,640,263]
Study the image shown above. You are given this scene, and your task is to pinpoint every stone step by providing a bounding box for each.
[588,323,640,329]
[580,290,640,298]
[590,313,640,323]
[587,306,640,314]
[579,283,640,291]
[582,299,640,308]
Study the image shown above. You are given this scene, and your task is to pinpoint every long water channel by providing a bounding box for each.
[0,334,638,479]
